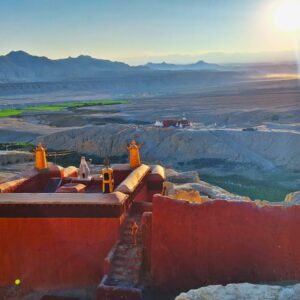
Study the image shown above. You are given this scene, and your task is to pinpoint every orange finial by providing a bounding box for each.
[127,140,141,168]
[35,143,47,170]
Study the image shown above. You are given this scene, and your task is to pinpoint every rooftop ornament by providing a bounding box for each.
[102,158,114,193]
[78,156,91,179]
[34,143,48,170]
[127,140,142,168]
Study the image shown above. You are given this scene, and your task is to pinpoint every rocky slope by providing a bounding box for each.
[0,150,33,165]
[176,283,300,300]
[165,169,251,201]
[285,191,300,204]
[38,124,300,172]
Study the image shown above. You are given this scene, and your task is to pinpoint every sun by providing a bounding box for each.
[273,0,300,33]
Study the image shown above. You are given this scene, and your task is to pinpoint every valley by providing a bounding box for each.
[0,75,299,201]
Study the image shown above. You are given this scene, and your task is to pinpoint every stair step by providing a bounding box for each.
[104,211,144,290]
[110,275,139,283]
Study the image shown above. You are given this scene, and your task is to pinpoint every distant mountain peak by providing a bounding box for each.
[77,54,92,58]
[0,50,224,83]
[5,51,50,62]
[144,60,220,71]
[73,55,93,60]
[6,50,31,57]
[0,50,133,83]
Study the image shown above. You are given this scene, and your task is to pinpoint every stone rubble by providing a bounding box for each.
[175,283,300,300]
[166,169,251,201]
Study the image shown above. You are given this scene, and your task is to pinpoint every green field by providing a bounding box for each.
[0,100,128,117]
[0,142,35,151]
[26,105,64,111]
[0,109,24,117]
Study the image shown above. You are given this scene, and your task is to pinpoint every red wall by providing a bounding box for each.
[151,195,300,291]
[133,184,148,202]
[141,212,152,270]
[0,217,121,293]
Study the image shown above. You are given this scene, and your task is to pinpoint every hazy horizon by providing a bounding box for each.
[1,0,300,65]
[0,49,298,66]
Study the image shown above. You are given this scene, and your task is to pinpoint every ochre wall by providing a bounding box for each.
[151,195,300,291]
[0,217,120,292]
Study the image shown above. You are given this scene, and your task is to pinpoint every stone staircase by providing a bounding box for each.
[97,212,144,299]
[106,213,143,287]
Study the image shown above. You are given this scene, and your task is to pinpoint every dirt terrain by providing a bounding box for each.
[0,77,299,201]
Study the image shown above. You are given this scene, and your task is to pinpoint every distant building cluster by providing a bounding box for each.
[154,117,191,128]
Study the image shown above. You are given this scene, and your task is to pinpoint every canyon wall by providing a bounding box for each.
[39,125,300,171]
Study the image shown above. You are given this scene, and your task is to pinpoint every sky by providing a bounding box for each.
[0,0,299,64]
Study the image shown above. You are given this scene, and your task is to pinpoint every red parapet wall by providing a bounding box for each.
[151,195,300,291]
[141,212,152,270]
[0,217,121,293]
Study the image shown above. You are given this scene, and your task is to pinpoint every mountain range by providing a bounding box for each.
[0,51,221,83]
[145,61,220,71]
